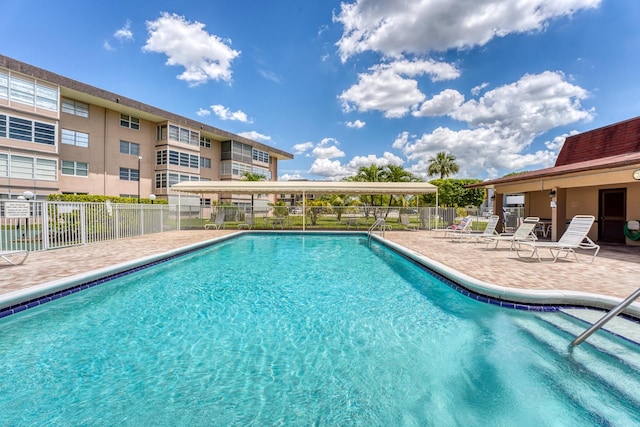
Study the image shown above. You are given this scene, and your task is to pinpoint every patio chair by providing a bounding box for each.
[482,217,539,250]
[1,250,29,266]
[431,216,472,237]
[238,214,254,230]
[451,215,500,242]
[399,213,418,231]
[515,215,600,263]
[205,211,225,230]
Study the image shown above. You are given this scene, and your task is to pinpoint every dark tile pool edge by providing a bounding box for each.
[0,233,239,320]
[372,235,640,322]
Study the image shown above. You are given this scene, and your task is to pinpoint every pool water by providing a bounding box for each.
[0,234,639,425]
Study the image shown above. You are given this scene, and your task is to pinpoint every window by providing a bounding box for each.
[200,157,211,168]
[252,149,269,163]
[221,140,252,163]
[0,154,57,181]
[36,158,57,180]
[119,140,140,156]
[200,198,211,208]
[0,73,58,111]
[0,153,7,177]
[120,114,140,130]
[61,129,89,147]
[168,124,199,146]
[10,76,35,105]
[0,72,8,100]
[119,167,139,181]
[36,85,58,111]
[1,114,55,145]
[252,165,271,180]
[156,149,199,169]
[61,160,88,177]
[8,116,32,141]
[62,98,89,118]
[156,124,167,141]
[200,136,211,148]
[154,171,200,188]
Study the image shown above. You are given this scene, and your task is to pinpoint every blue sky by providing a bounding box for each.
[1,0,639,181]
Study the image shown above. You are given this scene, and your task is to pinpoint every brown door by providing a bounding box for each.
[598,189,626,243]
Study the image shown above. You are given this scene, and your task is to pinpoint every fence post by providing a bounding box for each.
[80,203,87,245]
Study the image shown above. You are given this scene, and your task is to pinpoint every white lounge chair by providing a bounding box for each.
[431,216,472,237]
[1,250,29,266]
[451,215,499,242]
[515,215,600,263]
[399,213,418,231]
[205,211,225,230]
[482,217,539,250]
[238,214,254,229]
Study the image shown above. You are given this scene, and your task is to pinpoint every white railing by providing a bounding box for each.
[0,201,177,252]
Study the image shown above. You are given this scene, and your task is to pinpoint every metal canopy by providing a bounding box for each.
[171,180,438,231]
[170,180,438,195]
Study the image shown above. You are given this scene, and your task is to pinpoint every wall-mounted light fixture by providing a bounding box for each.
[549,190,556,197]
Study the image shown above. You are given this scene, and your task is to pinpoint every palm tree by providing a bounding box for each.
[381,164,417,211]
[427,151,459,179]
[348,164,384,206]
[241,172,266,219]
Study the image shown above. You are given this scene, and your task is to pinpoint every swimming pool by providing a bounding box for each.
[0,234,639,425]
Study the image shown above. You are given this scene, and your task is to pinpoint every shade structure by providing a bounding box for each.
[171,180,438,195]
[171,180,438,231]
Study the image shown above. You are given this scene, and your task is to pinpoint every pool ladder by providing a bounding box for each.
[571,287,640,347]
[368,218,386,241]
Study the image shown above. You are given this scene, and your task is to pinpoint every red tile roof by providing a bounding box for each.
[556,116,640,166]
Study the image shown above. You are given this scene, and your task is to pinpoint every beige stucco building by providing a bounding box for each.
[0,55,293,206]
[470,116,640,246]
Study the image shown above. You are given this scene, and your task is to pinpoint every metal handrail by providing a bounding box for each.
[570,287,640,347]
[368,218,386,241]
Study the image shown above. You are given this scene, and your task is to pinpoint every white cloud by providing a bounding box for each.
[210,104,251,122]
[346,152,404,169]
[346,119,366,128]
[196,108,211,117]
[413,89,465,117]
[394,71,594,178]
[471,82,489,96]
[309,158,352,178]
[238,130,271,142]
[279,173,306,181]
[143,12,240,86]
[293,142,314,155]
[103,41,115,51]
[338,58,459,118]
[334,0,601,61]
[311,138,345,159]
[114,20,134,42]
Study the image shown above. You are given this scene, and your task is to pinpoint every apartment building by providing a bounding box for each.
[0,55,293,206]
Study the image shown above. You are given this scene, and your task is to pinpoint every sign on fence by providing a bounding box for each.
[4,202,30,218]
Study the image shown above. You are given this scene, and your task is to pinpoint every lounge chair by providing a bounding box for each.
[1,250,29,266]
[238,214,254,229]
[431,216,472,237]
[515,215,600,263]
[204,211,225,230]
[399,213,418,231]
[482,217,539,250]
[451,215,499,242]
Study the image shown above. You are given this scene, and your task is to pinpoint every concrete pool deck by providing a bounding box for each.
[1,229,639,316]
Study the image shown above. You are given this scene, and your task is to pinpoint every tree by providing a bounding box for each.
[380,164,419,213]
[347,164,384,206]
[427,151,459,179]
[241,172,266,217]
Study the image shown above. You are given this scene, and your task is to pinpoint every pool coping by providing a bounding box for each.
[375,235,640,320]
[1,231,639,323]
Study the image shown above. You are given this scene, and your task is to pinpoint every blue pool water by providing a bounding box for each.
[0,234,639,425]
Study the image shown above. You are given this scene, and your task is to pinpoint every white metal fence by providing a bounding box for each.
[1,201,521,253]
[0,201,178,252]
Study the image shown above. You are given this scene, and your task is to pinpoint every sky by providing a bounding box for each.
[1,0,639,182]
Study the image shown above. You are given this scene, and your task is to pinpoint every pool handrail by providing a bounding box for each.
[571,287,640,346]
